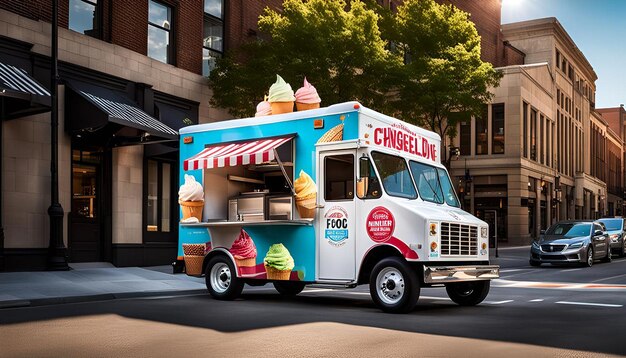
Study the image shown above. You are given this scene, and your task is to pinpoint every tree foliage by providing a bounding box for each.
[388,0,502,150]
[209,0,397,118]
[208,0,502,164]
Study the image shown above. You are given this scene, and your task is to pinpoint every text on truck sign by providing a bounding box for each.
[372,124,437,162]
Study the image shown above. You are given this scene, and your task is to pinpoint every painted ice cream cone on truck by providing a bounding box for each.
[268,75,295,114]
[178,174,204,221]
[230,229,257,267]
[264,243,294,280]
[294,170,317,219]
[295,77,321,111]
[255,95,272,117]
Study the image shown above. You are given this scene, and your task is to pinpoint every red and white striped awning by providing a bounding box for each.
[184,136,293,171]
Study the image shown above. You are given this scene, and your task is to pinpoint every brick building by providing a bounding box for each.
[0,0,282,270]
[449,18,624,245]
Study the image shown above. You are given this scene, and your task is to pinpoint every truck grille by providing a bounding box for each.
[440,223,478,256]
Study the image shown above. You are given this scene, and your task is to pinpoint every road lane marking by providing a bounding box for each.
[591,273,626,283]
[487,300,513,305]
[556,301,623,308]
[493,279,626,290]
[529,299,544,302]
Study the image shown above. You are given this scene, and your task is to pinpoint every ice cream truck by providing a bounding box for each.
[177,102,499,313]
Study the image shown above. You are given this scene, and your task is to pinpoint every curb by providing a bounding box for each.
[0,289,207,310]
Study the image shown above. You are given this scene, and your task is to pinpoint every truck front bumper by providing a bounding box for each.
[423,265,500,284]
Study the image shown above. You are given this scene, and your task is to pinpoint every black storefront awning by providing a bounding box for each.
[65,80,178,146]
[0,61,51,120]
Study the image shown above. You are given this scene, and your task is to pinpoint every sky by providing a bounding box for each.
[501,0,626,109]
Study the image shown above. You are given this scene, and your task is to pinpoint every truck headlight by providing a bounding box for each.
[481,227,488,238]
[429,222,437,236]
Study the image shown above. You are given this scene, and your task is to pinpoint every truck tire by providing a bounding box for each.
[273,281,306,296]
[205,255,244,300]
[369,257,420,314]
[445,280,490,306]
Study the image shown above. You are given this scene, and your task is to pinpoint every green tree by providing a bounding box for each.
[209,0,398,118]
[388,0,502,163]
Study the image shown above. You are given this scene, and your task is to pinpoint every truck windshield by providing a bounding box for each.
[408,161,460,207]
[371,152,417,199]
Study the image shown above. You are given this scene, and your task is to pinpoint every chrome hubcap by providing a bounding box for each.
[210,262,231,293]
[376,267,405,305]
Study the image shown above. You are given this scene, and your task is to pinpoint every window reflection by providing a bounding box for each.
[69,0,99,38]
[148,1,173,64]
[203,0,224,76]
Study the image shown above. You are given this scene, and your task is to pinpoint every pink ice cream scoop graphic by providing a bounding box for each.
[230,229,257,267]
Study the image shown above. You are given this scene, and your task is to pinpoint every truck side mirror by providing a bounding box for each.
[359,157,371,179]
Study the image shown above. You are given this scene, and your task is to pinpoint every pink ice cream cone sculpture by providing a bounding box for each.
[295,77,321,111]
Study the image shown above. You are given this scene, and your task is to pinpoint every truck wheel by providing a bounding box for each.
[369,257,419,314]
[445,280,490,306]
[205,255,244,300]
[273,281,306,296]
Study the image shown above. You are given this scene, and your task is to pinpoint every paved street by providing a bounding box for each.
[1,247,625,357]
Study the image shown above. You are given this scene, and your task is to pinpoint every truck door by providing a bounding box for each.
[318,150,357,281]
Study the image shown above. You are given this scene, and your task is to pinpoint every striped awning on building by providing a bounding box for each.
[0,62,50,97]
[65,80,178,142]
[0,61,51,119]
[184,136,294,171]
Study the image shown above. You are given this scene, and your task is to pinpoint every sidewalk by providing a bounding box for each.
[0,263,206,309]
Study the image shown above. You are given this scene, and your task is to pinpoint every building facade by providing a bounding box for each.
[0,0,282,270]
[450,18,624,246]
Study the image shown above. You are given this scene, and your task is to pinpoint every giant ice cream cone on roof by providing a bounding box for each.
[268,75,295,114]
[295,77,321,111]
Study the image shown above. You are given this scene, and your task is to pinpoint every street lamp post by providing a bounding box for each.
[47,0,69,270]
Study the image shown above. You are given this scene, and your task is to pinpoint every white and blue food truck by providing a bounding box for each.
[178,102,499,313]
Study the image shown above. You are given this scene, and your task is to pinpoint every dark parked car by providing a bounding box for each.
[598,218,626,257]
[529,220,611,267]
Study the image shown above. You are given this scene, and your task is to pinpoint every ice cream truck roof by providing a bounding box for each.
[180,102,442,164]
[180,102,438,140]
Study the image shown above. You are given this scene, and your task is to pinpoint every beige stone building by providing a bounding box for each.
[450,18,623,246]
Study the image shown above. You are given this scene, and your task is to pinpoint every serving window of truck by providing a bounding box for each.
[177,102,499,313]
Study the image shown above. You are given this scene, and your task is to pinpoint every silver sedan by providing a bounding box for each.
[529,221,611,267]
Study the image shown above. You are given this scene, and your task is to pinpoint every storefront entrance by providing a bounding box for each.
[69,148,110,262]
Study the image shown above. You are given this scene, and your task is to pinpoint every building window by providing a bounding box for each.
[475,105,488,155]
[491,103,504,154]
[460,119,471,155]
[556,50,560,70]
[145,159,176,241]
[523,102,528,158]
[539,114,546,164]
[530,109,537,161]
[69,0,100,38]
[148,0,173,64]
[203,0,224,76]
